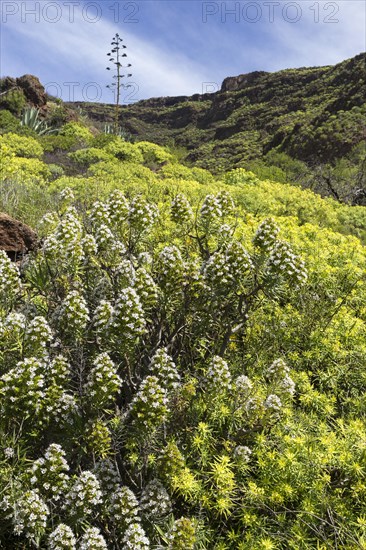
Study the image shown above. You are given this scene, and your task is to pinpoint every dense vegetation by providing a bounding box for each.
[67,53,366,204]
[0,116,366,549]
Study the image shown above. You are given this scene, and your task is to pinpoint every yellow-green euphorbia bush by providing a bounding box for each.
[0,132,44,158]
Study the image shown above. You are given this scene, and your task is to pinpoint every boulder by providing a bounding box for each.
[0,213,38,260]
[221,71,268,92]
[16,74,46,107]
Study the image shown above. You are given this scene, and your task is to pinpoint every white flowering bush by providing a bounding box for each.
[94,459,121,495]
[253,217,280,251]
[108,486,140,533]
[122,522,150,549]
[85,353,122,408]
[205,356,232,392]
[129,376,168,433]
[265,240,308,286]
[43,207,84,269]
[134,267,159,310]
[128,195,156,235]
[58,290,90,340]
[149,348,180,391]
[30,444,69,502]
[0,250,21,306]
[12,489,49,542]
[204,241,252,294]
[157,246,185,293]
[24,315,52,357]
[0,357,45,419]
[64,471,102,521]
[79,527,108,550]
[93,299,113,338]
[140,479,172,519]
[110,287,146,346]
[167,517,196,550]
[5,184,353,550]
[107,190,129,228]
[48,523,76,550]
[233,445,252,464]
[199,194,222,227]
[171,194,193,225]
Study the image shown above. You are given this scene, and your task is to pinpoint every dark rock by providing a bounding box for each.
[221,71,268,92]
[16,74,46,107]
[0,213,38,260]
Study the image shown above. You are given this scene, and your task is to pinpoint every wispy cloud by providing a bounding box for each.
[1,0,364,101]
[1,1,213,101]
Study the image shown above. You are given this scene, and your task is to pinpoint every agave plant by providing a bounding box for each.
[103,123,132,141]
[21,107,58,135]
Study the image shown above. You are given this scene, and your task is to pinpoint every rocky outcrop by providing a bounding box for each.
[0,213,38,260]
[221,71,268,92]
[16,74,47,107]
[0,74,46,108]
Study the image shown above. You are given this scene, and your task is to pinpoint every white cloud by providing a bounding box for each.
[1,2,213,101]
[1,1,364,101]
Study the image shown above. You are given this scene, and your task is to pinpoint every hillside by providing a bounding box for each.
[1,50,366,547]
[1,126,366,548]
[68,53,366,202]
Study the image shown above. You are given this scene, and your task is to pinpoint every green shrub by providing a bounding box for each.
[0,110,21,133]
[48,164,65,179]
[135,141,174,165]
[0,88,26,115]
[59,122,93,145]
[91,133,119,149]
[68,147,115,166]
[38,134,77,152]
[0,132,44,158]
[224,168,259,185]
[160,163,214,183]
[104,138,144,163]
[0,156,51,184]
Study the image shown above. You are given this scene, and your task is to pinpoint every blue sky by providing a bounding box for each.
[1,1,365,103]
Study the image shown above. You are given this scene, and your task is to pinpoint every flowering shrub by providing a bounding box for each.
[0,250,21,306]
[79,527,108,549]
[48,524,76,550]
[149,348,180,391]
[108,486,140,533]
[253,217,280,251]
[1,179,364,549]
[59,290,90,340]
[167,517,196,549]
[122,522,150,549]
[264,240,308,286]
[30,444,69,502]
[171,193,193,225]
[129,375,169,433]
[13,489,49,542]
[85,353,122,408]
[205,356,232,392]
[64,471,102,521]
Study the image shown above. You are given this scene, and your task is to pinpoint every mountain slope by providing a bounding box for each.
[68,53,366,200]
